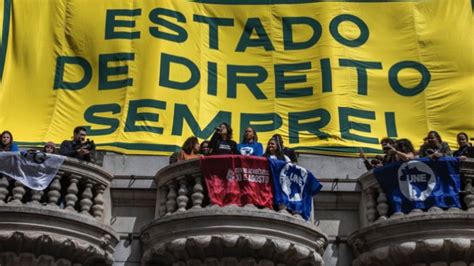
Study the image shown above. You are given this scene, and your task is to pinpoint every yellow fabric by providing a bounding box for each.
[0,0,472,155]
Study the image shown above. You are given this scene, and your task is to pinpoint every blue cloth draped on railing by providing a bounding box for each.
[374,157,461,213]
[268,159,322,220]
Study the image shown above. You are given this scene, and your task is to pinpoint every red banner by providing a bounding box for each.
[200,155,273,208]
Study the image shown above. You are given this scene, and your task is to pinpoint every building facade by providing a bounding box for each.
[0,154,473,265]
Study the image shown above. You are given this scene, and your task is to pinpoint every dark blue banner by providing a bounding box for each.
[268,159,322,220]
[374,157,461,213]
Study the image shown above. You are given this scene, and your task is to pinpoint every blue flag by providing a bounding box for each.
[268,159,322,220]
[374,157,461,213]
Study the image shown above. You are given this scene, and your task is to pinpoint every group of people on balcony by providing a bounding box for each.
[359,131,474,170]
[1,126,472,167]
[169,123,298,164]
[0,127,96,163]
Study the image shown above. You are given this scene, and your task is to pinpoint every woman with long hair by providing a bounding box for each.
[178,136,203,161]
[453,132,473,159]
[237,127,263,156]
[264,138,291,162]
[199,140,211,155]
[419,130,452,159]
[209,123,237,155]
[271,134,297,163]
[0,131,19,152]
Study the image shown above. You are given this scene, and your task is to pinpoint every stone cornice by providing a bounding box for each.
[141,206,327,266]
[0,205,118,264]
[349,212,474,265]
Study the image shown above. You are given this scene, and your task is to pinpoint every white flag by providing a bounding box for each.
[0,151,65,190]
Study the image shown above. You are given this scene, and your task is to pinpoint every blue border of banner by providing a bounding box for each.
[191,0,416,4]
[0,0,11,81]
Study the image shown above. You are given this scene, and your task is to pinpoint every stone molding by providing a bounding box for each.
[349,212,474,265]
[141,206,327,266]
[349,159,474,265]
[0,157,118,265]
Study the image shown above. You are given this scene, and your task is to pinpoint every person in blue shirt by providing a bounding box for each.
[0,130,19,152]
[237,127,264,156]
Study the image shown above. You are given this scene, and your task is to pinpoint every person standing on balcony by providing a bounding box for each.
[419,131,452,159]
[209,123,237,155]
[42,141,56,154]
[453,132,473,159]
[238,127,264,156]
[388,138,415,162]
[199,140,211,155]
[59,126,96,163]
[178,136,203,161]
[264,138,291,162]
[0,131,19,152]
[271,134,298,163]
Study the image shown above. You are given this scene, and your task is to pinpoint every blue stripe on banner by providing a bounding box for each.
[0,0,11,81]
[190,0,417,5]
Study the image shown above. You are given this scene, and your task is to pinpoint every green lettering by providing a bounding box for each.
[99,53,134,90]
[339,107,378,144]
[105,9,141,40]
[236,18,274,52]
[125,99,166,134]
[149,8,187,43]
[172,104,231,139]
[275,62,312,98]
[83,104,121,135]
[288,109,330,143]
[227,65,268,99]
[54,56,92,90]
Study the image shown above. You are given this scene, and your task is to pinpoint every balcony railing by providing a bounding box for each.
[140,157,328,266]
[0,156,118,266]
[348,159,474,265]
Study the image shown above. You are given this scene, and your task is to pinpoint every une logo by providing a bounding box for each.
[279,164,308,202]
[397,161,436,201]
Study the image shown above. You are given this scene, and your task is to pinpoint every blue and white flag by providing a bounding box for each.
[268,159,322,220]
[374,157,461,213]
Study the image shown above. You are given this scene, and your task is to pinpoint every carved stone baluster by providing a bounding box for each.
[176,178,189,212]
[92,185,106,220]
[191,176,204,208]
[11,181,26,204]
[376,185,389,220]
[409,208,423,215]
[365,188,377,223]
[463,178,474,212]
[80,182,93,215]
[157,186,168,217]
[0,175,10,204]
[47,172,62,207]
[65,174,80,212]
[428,206,442,213]
[30,190,44,205]
[165,182,177,215]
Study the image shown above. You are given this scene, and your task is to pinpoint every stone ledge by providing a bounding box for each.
[0,205,119,265]
[348,212,474,265]
[140,206,328,266]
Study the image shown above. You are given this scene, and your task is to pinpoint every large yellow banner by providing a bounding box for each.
[0,0,472,155]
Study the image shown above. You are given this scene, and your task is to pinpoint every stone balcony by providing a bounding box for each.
[140,158,328,266]
[0,156,118,266]
[348,159,474,266]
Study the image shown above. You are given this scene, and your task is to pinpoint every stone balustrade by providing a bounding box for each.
[349,159,474,265]
[141,158,328,266]
[0,156,118,266]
